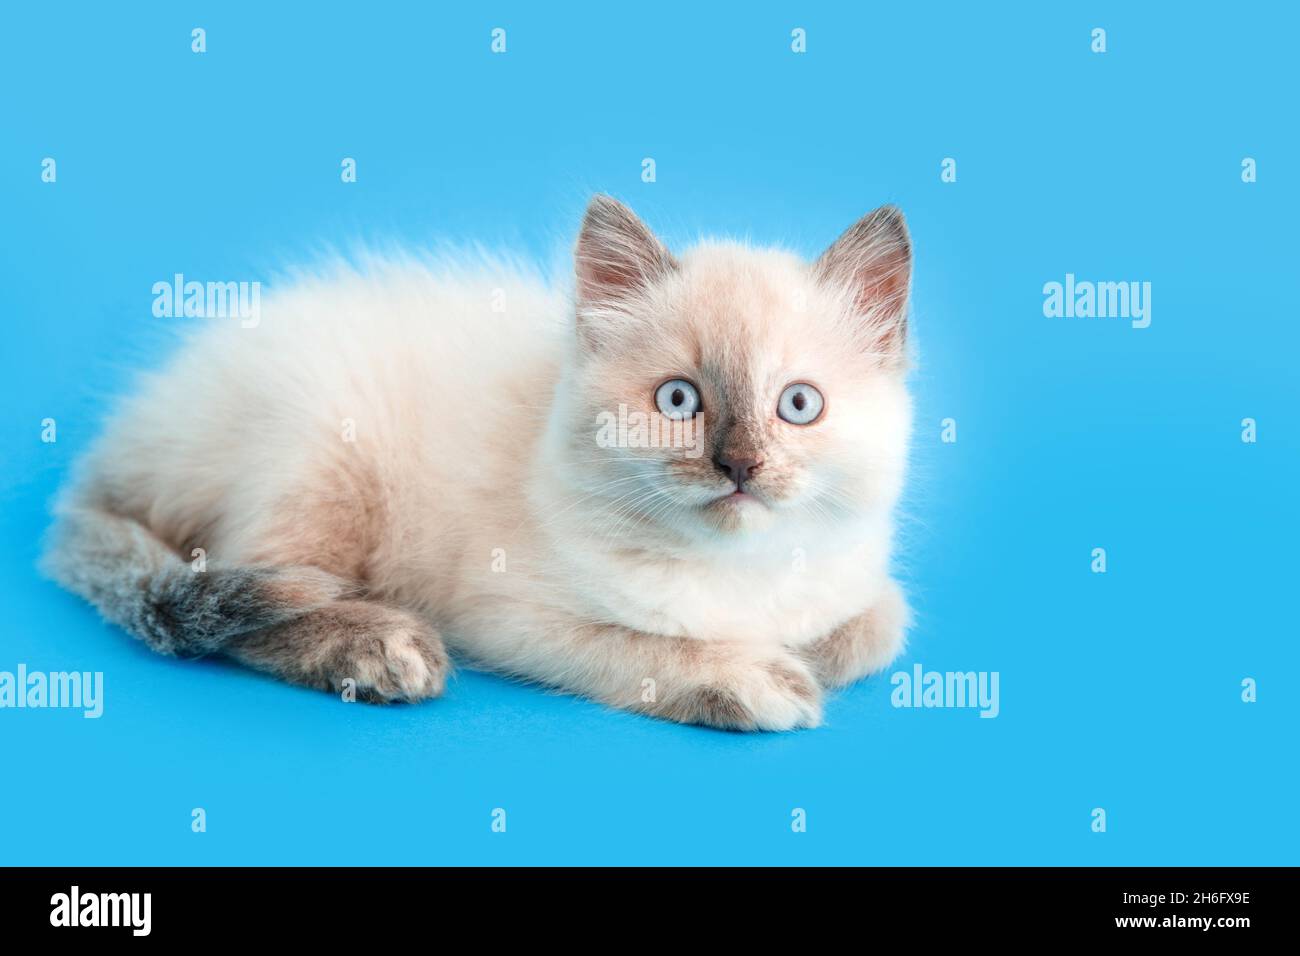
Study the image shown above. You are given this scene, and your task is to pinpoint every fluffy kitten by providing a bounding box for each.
[43,196,913,731]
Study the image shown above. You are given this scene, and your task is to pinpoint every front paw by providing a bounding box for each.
[346,619,450,703]
[658,648,823,732]
[292,602,450,703]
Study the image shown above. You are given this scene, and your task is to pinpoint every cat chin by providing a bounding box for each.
[696,493,777,535]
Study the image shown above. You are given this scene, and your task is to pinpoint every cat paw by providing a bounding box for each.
[659,649,823,732]
[230,600,451,703]
[346,620,450,703]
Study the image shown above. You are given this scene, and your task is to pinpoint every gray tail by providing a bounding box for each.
[41,505,348,658]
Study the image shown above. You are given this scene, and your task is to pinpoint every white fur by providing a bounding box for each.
[65,201,913,729]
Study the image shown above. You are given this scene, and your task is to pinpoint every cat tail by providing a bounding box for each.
[40,503,350,658]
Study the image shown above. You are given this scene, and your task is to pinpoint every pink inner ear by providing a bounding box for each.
[852,252,910,318]
[854,261,910,358]
[577,252,650,302]
[815,206,912,359]
[574,196,677,305]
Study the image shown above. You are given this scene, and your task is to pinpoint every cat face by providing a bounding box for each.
[559,195,912,544]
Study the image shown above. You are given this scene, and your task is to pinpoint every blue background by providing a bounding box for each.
[1,2,1295,865]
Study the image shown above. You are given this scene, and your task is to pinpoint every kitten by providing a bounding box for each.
[43,195,913,731]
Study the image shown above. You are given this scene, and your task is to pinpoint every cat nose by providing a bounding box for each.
[713,455,762,490]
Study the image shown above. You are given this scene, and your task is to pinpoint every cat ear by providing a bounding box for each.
[814,205,912,361]
[574,195,677,311]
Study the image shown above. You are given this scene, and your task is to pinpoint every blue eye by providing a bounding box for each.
[777,383,824,425]
[655,379,701,419]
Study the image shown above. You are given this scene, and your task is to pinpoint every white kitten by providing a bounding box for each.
[44,195,913,731]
